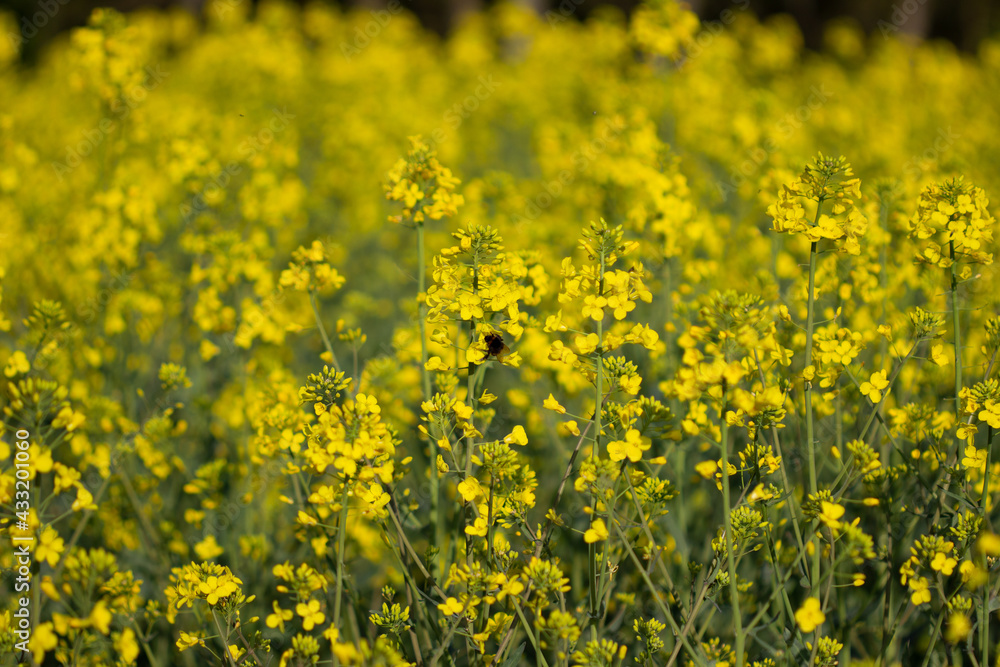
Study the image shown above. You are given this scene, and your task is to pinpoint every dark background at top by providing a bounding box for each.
[1,0,995,62]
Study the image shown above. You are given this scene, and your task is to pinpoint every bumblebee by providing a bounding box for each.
[483,332,510,363]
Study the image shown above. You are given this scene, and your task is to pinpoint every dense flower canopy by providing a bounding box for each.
[2,1,1000,666]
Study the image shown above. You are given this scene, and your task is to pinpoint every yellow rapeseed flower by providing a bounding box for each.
[584,518,609,543]
[860,370,889,403]
[607,429,649,463]
[977,532,1000,556]
[437,597,464,616]
[795,597,825,633]
[946,613,972,643]
[295,599,325,631]
[543,393,567,413]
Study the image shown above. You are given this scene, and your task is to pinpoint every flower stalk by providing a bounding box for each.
[719,398,744,665]
[417,221,444,577]
[805,236,820,593]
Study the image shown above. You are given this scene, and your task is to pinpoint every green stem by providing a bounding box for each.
[594,256,605,465]
[333,481,351,652]
[982,426,993,521]
[587,535,598,621]
[210,609,236,666]
[486,476,495,568]
[766,522,797,629]
[878,193,890,366]
[228,607,269,667]
[719,402,744,665]
[417,222,443,581]
[612,521,705,667]
[512,598,549,667]
[428,612,466,666]
[623,475,678,602]
[465,259,480,566]
[919,597,950,667]
[751,348,807,557]
[309,289,341,372]
[590,367,603,623]
[535,621,543,667]
[131,618,161,667]
[805,232,821,593]
[879,505,895,666]
[743,524,834,635]
[982,426,994,666]
[382,527,434,656]
[589,254,606,623]
[835,383,843,458]
[951,241,962,422]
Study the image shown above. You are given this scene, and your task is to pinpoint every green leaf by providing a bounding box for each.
[500,642,525,667]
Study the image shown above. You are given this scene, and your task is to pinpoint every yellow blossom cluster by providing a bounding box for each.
[3,1,1000,665]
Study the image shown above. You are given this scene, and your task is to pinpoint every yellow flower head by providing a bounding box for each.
[584,518,609,543]
[795,597,826,633]
[818,501,846,530]
[607,429,649,463]
[543,393,567,414]
[859,370,889,403]
[384,136,463,225]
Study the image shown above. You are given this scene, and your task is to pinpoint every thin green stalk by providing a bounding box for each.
[211,609,237,666]
[623,474,678,599]
[534,420,594,558]
[232,618,266,667]
[589,364,602,624]
[835,384,843,457]
[465,259,480,567]
[594,256,605,466]
[511,598,549,667]
[751,348,807,556]
[309,288,341,372]
[417,222,443,580]
[665,575,715,667]
[535,621,543,667]
[131,618,161,667]
[878,505,895,666]
[877,188,893,469]
[382,530,434,656]
[333,482,351,653]
[486,476,496,568]
[466,356,476,480]
[762,514,796,631]
[982,425,994,666]
[666,462,787,665]
[981,426,993,521]
[951,241,962,422]
[428,611,466,667]
[931,343,1000,529]
[663,257,690,549]
[805,236,820,594]
[983,556,990,667]
[612,521,705,667]
[719,404,744,665]
[743,523,837,635]
[385,487,447,597]
[587,535,598,621]
[919,596,952,667]
[589,254,606,623]
[878,192,890,367]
